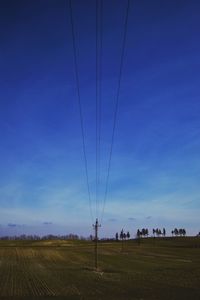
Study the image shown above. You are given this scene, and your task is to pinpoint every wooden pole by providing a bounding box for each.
[93,218,101,270]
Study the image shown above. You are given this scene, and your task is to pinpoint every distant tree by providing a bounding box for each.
[123,232,127,240]
[179,229,183,236]
[155,228,161,237]
[163,228,166,237]
[115,232,119,241]
[137,229,140,239]
[136,229,141,245]
[141,228,146,237]
[174,228,179,236]
[120,229,125,251]
[182,229,186,236]
[171,230,174,236]
[154,228,162,237]
[127,231,130,239]
[120,229,124,240]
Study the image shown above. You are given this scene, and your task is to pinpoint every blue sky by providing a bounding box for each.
[0,0,200,237]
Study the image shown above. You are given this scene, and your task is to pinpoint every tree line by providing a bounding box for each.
[115,229,131,241]
[171,228,186,236]
[115,227,188,240]
[0,234,89,241]
[0,228,194,241]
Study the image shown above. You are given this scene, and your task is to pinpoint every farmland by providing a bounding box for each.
[0,237,200,299]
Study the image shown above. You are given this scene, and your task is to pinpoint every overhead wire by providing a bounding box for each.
[69,0,130,225]
[96,0,103,220]
[69,0,94,222]
[100,0,130,223]
[98,0,103,220]
[95,0,99,218]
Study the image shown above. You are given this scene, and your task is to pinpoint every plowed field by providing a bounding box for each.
[0,238,200,299]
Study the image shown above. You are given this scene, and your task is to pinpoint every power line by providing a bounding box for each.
[95,0,99,218]
[69,0,94,222]
[96,0,103,219]
[98,0,103,218]
[100,0,130,223]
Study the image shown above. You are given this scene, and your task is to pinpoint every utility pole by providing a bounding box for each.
[93,218,101,270]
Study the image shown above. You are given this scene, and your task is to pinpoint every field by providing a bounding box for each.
[0,237,200,300]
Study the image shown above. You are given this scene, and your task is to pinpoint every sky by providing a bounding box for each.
[0,0,200,237]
